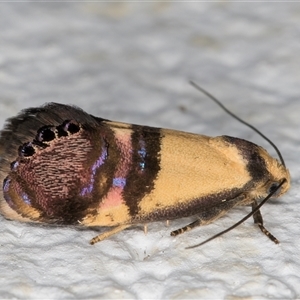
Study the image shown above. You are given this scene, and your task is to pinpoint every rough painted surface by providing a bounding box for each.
[0,3,299,299]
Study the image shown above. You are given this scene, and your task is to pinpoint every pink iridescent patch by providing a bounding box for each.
[99,130,132,209]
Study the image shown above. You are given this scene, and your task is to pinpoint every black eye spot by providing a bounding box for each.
[19,142,35,157]
[56,120,80,137]
[56,124,69,137]
[36,126,56,142]
[67,122,80,134]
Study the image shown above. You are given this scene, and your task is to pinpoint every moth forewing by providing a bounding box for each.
[0,100,290,246]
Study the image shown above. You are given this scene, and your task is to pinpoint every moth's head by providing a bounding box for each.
[222,136,290,200]
[0,103,108,225]
[257,146,291,199]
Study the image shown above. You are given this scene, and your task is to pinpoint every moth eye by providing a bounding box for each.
[18,142,35,157]
[268,182,281,196]
[36,126,56,142]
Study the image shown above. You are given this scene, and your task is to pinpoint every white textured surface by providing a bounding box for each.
[0,3,299,299]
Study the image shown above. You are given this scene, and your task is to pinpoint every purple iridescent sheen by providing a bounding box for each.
[21,192,31,205]
[138,139,146,171]
[80,144,108,196]
[3,178,16,209]
[3,177,32,207]
[10,161,19,170]
[112,177,126,188]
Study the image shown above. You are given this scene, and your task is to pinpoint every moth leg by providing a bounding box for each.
[170,219,202,236]
[170,196,245,237]
[144,224,148,235]
[252,200,279,244]
[90,224,131,245]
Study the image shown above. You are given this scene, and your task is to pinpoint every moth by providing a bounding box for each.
[0,82,290,246]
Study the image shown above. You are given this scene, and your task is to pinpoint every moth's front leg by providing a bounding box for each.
[171,194,246,236]
[252,200,279,244]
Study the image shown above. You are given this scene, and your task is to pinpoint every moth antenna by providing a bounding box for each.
[186,179,286,249]
[189,81,286,167]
